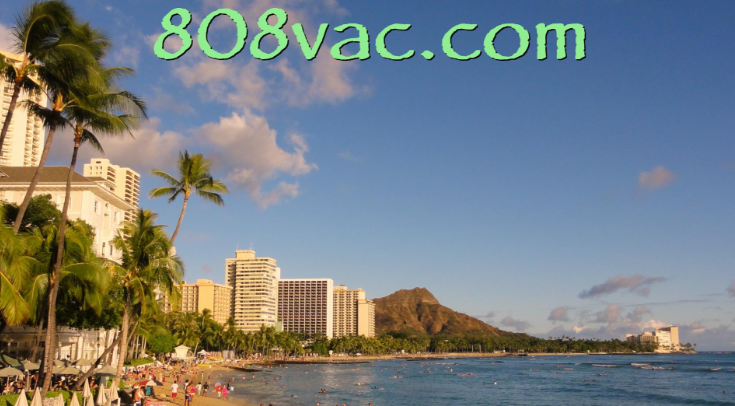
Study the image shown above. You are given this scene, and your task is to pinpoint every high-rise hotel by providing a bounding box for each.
[333,285,376,337]
[0,51,46,167]
[278,279,334,339]
[226,250,280,333]
[83,158,140,223]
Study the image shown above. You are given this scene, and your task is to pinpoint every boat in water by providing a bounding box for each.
[708,367,722,371]
[631,363,651,368]
[592,364,619,368]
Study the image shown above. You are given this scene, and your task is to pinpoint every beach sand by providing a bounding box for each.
[153,365,258,406]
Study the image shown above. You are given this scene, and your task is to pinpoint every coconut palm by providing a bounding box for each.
[39,68,145,394]
[0,0,91,157]
[23,220,109,362]
[110,209,183,388]
[12,23,115,233]
[149,151,229,244]
[0,215,35,330]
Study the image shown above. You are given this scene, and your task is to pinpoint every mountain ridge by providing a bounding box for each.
[373,287,519,337]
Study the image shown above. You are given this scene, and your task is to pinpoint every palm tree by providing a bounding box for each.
[39,65,145,394]
[23,220,109,362]
[0,215,34,330]
[12,22,116,233]
[110,209,183,388]
[0,0,90,156]
[149,151,229,244]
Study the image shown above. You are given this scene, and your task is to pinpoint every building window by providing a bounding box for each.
[110,243,113,256]
[94,200,99,213]
[114,211,118,222]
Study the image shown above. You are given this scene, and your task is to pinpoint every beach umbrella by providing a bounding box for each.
[0,367,24,377]
[95,384,106,406]
[13,389,28,406]
[94,366,117,376]
[20,361,39,371]
[82,379,92,399]
[53,360,65,367]
[84,393,94,406]
[55,366,82,375]
[73,359,92,366]
[69,393,81,406]
[30,388,42,406]
[54,395,64,406]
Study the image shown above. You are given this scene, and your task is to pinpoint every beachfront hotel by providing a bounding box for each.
[278,279,334,339]
[333,285,376,338]
[626,325,680,352]
[83,158,141,223]
[226,250,280,333]
[0,167,133,261]
[163,279,233,325]
[0,51,46,167]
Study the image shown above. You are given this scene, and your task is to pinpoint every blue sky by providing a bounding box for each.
[2,0,734,349]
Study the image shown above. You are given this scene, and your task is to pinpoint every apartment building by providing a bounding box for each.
[226,250,280,333]
[173,279,232,324]
[0,51,46,167]
[333,285,376,338]
[278,279,334,339]
[83,158,140,223]
[0,166,132,261]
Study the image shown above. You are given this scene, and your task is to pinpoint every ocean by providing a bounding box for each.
[218,353,735,406]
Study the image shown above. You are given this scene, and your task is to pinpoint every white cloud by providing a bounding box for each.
[174,59,267,110]
[593,304,621,323]
[113,44,140,69]
[0,23,15,52]
[626,306,652,323]
[193,109,317,208]
[638,165,677,190]
[548,306,570,322]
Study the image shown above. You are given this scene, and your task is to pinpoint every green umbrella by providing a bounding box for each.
[53,366,82,375]
[0,367,24,377]
[0,354,21,367]
[73,359,93,367]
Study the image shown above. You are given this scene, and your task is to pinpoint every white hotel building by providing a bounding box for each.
[226,250,280,333]
[0,166,133,261]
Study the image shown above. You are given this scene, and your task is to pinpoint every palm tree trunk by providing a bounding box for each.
[113,296,132,389]
[169,194,189,244]
[30,318,45,362]
[13,126,58,233]
[40,135,81,395]
[71,332,124,390]
[0,81,21,159]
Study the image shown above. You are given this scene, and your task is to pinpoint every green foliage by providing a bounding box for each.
[2,195,61,232]
[148,332,177,355]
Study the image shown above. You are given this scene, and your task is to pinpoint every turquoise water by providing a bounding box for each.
[221,353,735,405]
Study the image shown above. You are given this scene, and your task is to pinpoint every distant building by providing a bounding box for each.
[333,285,376,338]
[626,331,658,344]
[164,279,233,324]
[0,166,132,260]
[278,279,334,339]
[0,51,46,167]
[655,326,680,352]
[626,326,680,352]
[83,158,140,223]
[226,250,280,333]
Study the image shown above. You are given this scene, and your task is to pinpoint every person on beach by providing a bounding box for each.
[216,383,222,398]
[196,382,202,396]
[222,385,228,400]
[203,382,209,394]
[171,382,179,400]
